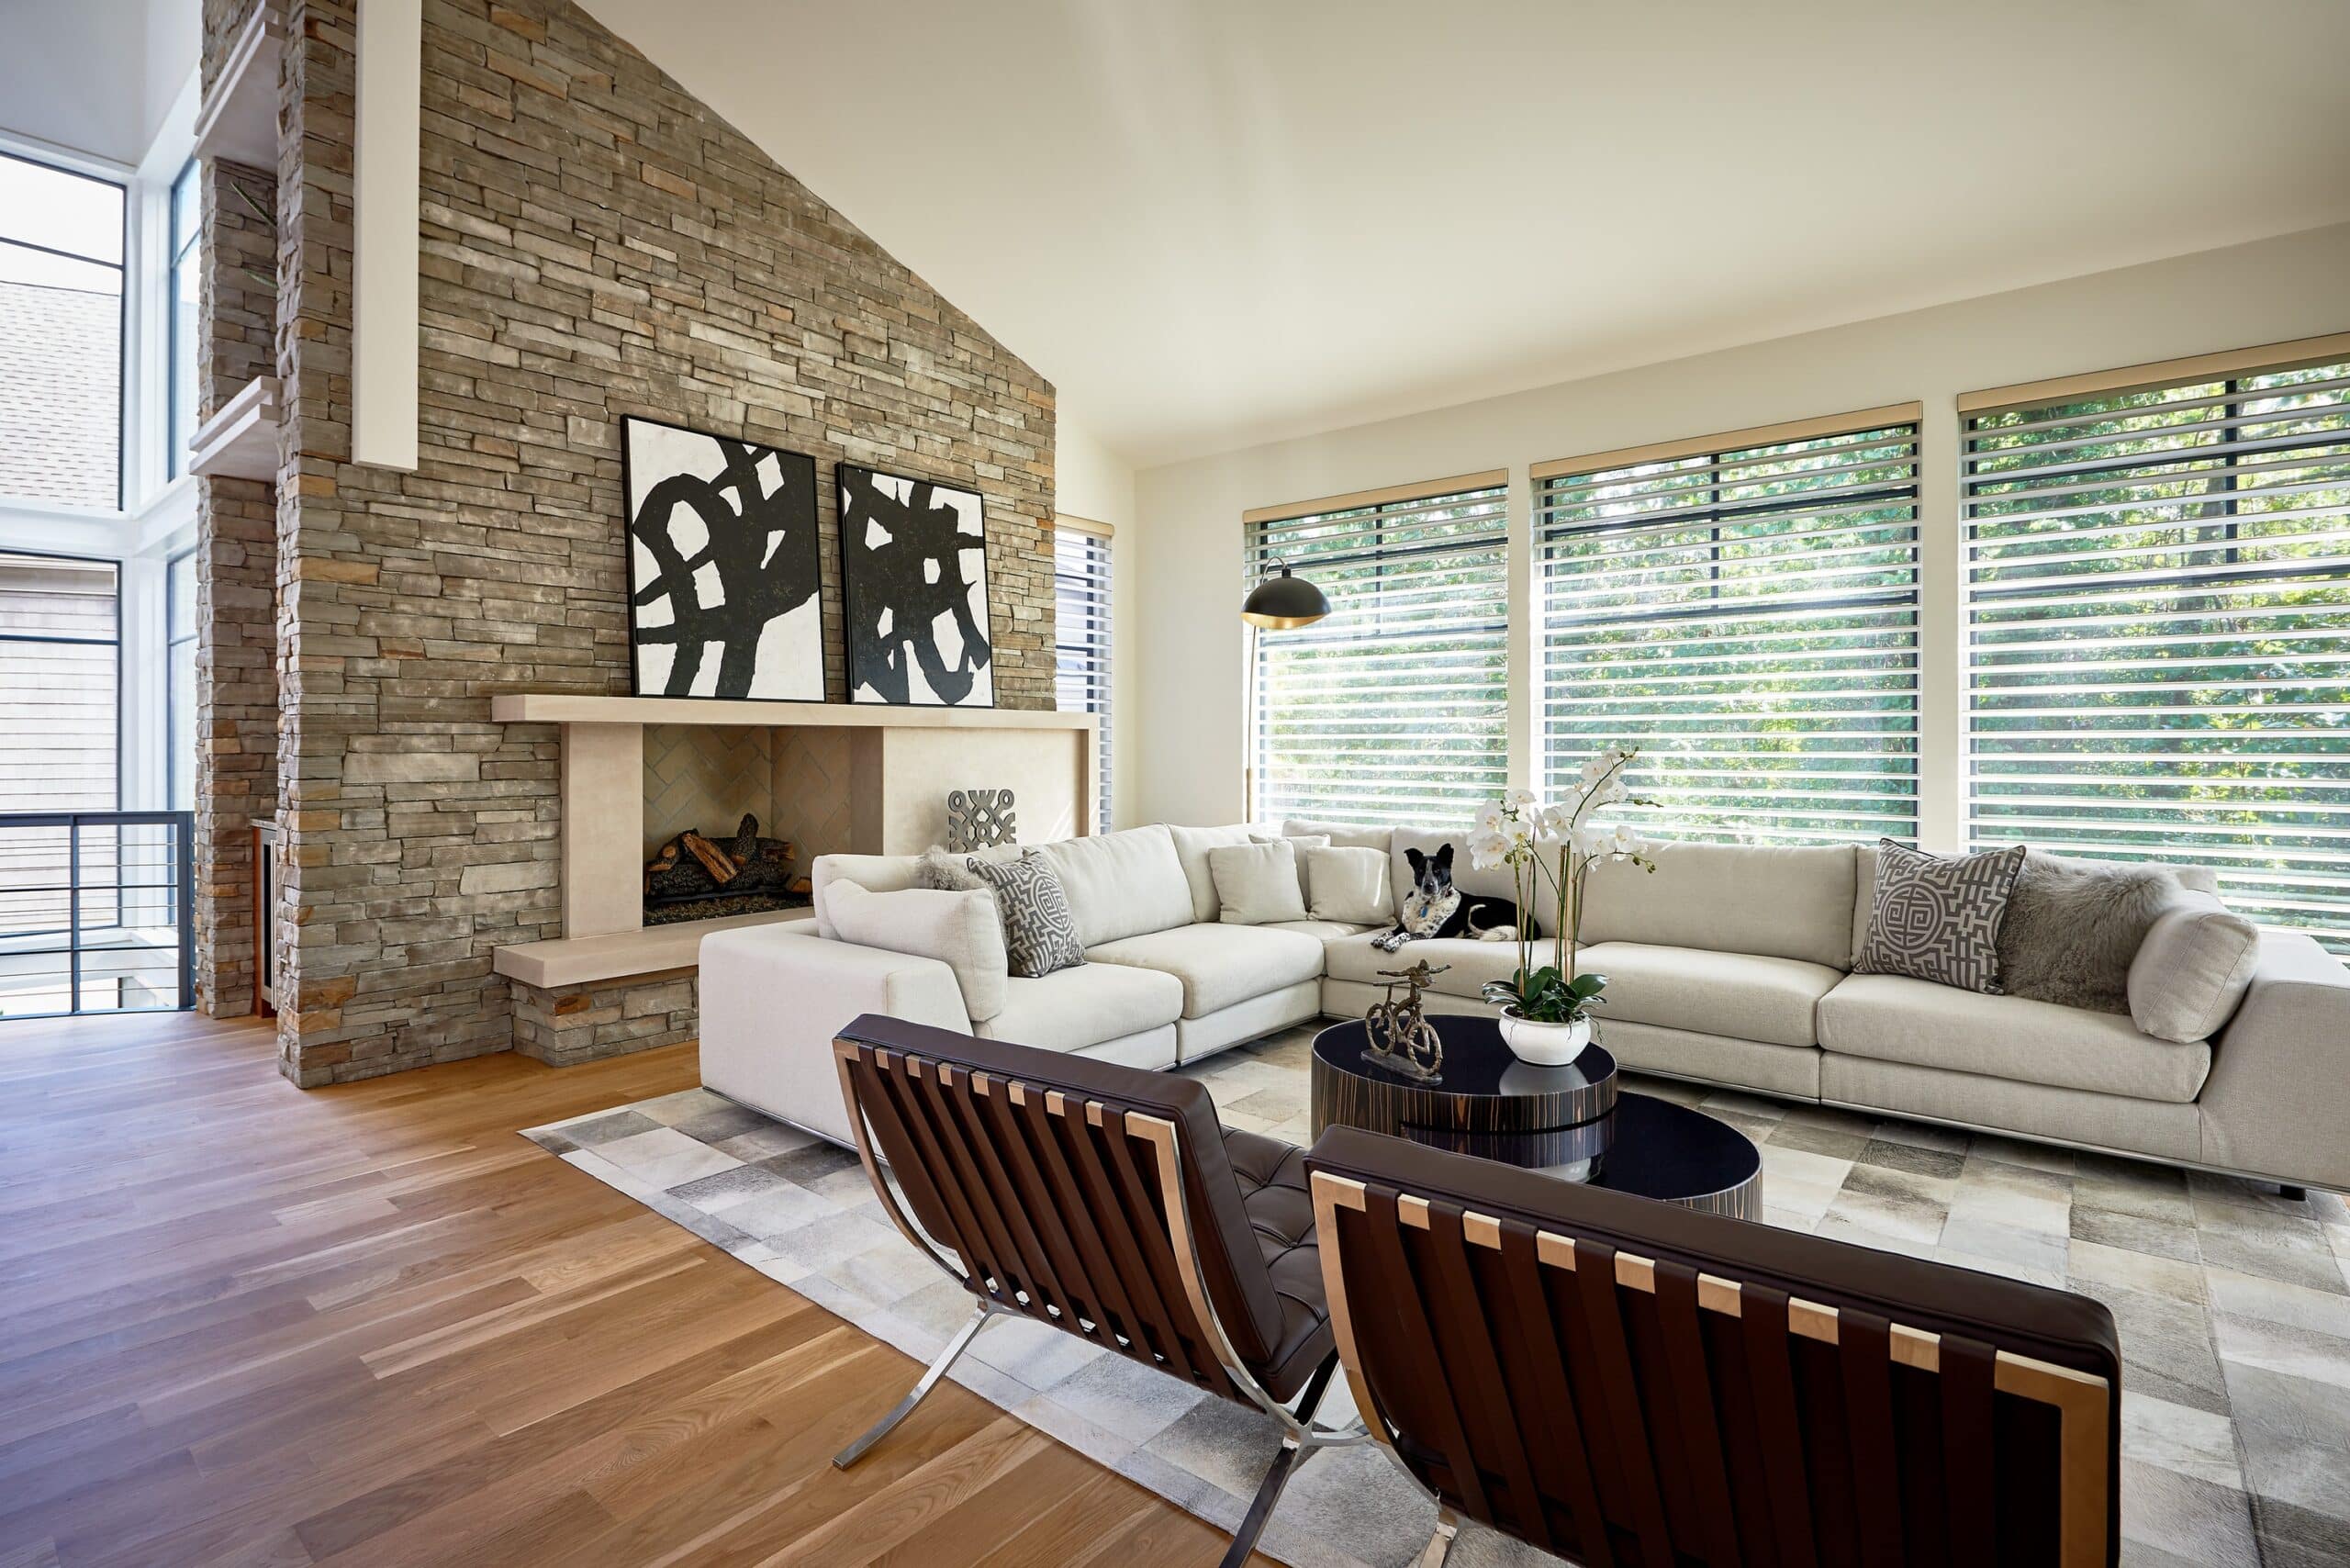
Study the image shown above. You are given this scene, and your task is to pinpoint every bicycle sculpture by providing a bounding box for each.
[1364,960,1449,1082]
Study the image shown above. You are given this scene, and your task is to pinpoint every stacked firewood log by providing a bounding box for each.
[643,812,804,905]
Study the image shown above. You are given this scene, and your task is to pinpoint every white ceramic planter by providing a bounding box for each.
[1496,1009,1592,1068]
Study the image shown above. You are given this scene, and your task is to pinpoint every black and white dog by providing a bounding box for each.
[1371,843,1517,953]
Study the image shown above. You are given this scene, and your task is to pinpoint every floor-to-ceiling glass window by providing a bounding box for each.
[0,152,125,509]
[168,159,200,479]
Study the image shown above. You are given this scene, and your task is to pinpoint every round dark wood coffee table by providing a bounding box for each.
[1311,1014,1762,1218]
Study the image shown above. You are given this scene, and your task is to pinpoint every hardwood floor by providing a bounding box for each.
[0,1012,1264,1567]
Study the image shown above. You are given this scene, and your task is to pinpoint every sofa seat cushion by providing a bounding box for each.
[1087,924,1326,1019]
[1323,933,1521,997]
[1220,1126,1332,1399]
[1818,972,2212,1103]
[1572,941,1841,1049]
[1263,918,1377,943]
[973,962,1184,1053]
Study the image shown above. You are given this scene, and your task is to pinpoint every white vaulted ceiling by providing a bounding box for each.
[580,0,2350,466]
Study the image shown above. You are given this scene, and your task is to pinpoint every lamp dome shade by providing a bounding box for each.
[1241,564,1330,628]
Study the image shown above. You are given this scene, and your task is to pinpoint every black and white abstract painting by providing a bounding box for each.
[623,417,823,701]
[837,465,995,708]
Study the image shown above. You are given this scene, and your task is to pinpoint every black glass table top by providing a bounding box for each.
[1313,1014,1613,1099]
[1310,1014,1761,1211]
[1572,1092,1761,1207]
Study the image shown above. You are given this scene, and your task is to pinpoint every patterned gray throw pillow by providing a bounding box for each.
[965,851,1086,979]
[1853,839,2029,993]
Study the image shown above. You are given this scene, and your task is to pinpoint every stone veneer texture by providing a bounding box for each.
[193,2,283,1019]
[512,971,698,1069]
[228,0,1057,1084]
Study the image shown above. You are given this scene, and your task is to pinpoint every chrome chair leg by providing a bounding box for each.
[834,1301,994,1469]
[1416,1505,1462,1567]
[1218,1357,1338,1568]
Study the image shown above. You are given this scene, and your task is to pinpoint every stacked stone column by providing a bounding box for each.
[193,0,283,1018]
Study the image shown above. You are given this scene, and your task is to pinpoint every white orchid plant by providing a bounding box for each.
[1469,746,1658,1027]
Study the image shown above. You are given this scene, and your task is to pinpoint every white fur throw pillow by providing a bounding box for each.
[915,845,990,893]
[1305,846,1394,925]
[824,878,1008,1022]
[1210,840,1310,925]
[1996,851,2179,1014]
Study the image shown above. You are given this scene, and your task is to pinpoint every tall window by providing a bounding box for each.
[0,552,119,815]
[167,551,198,812]
[1964,348,2350,951]
[0,552,120,982]
[169,160,201,479]
[0,152,125,508]
[1537,410,1921,844]
[1246,476,1509,828]
[1054,522,1113,829]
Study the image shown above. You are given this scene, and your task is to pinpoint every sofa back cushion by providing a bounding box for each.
[1209,840,1310,925]
[1166,822,1267,923]
[825,879,1008,1022]
[1281,818,1395,854]
[1035,823,1196,947]
[1389,828,1533,934]
[1580,841,1857,969]
[1306,846,1396,925]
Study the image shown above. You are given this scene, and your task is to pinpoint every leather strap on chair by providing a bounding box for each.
[1837,1307,1907,1567]
[1567,1239,1676,1565]
[1942,1332,1999,1566]
[1497,1222,1612,1566]
[1740,1282,1819,1568]
[1654,1258,1742,1568]
[1421,1200,1548,1547]
[1360,1185,1490,1523]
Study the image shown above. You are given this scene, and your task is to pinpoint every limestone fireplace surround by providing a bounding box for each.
[487,694,1097,1064]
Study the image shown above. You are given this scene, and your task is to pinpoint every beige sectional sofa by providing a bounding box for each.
[697,821,2350,1193]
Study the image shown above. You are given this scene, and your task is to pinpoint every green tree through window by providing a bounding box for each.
[1247,484,1509,827]
[1965,357,2350,953]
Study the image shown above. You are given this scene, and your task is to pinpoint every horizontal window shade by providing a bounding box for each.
[1965,353,2350,953]
[1248,483,1508,828]
[1539,420,1920,846]
[1054,528,1112,829]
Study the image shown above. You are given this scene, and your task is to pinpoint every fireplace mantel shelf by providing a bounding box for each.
[490,693,1095,733]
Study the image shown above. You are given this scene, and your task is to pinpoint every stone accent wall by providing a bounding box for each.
[512,970,698,1068]
[193,6,282,1018]
[251,0,1055,1084]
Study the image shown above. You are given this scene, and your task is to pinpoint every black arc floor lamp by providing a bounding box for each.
[1242,558,1330,629]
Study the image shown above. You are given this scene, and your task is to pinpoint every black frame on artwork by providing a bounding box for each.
[619,414,824,703]
[836,462,998,710]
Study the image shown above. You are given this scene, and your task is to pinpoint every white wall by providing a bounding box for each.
[1130,221,2350,841]
[0,0,197,167]
[1056,411,1140,827]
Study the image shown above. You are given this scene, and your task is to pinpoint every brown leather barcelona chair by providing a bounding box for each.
[829,1014,1362,1567]
[1307,1126,2122,1568]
